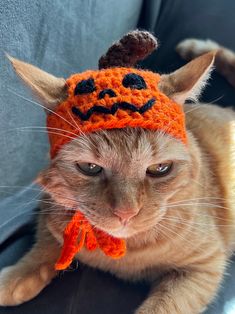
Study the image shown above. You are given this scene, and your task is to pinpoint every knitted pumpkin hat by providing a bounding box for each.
[47,31,186,159]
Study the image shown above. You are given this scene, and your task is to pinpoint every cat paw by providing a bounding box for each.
[176,38,219,60]
[0,264,55,306]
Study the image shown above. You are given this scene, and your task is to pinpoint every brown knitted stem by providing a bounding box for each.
[98,30,158,69]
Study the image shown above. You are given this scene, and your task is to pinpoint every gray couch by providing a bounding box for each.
[1,0,235,313]
[0,0,143,243]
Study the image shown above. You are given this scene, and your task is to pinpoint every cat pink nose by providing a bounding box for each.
[114,210,138,225]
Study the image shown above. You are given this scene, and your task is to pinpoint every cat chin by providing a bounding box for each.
[107,226,144,239]
[98,216,164,239]
[98,224,132,239]
[109,229,132,239]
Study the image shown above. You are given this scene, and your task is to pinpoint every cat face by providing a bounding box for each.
[38,128,196,238]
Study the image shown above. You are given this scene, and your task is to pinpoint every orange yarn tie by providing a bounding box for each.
[55,211,126,270]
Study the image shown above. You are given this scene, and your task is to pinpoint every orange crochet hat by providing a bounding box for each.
[48,31,187,271]
[47,67,186,159]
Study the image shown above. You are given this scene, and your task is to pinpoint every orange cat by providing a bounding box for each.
[0,31,235,314]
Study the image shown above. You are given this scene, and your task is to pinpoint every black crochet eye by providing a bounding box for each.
[76,162,103,176]
[122,73,147,90]
[74,78,96,95]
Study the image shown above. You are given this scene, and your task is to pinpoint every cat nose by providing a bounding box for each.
[98,89,116,99]
[114,209,139,225]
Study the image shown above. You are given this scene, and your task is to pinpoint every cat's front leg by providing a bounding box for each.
[0,226,60,306]
[135,252,226,314]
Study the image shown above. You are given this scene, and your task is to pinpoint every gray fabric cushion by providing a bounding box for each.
[0,184,40,245]
[0,0,143,200]
[0,0,144,241]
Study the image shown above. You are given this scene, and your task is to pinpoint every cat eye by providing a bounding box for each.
[146,162,173,177]
[74,78,96,95]
[76,162,103,176]
[122,73,147,90]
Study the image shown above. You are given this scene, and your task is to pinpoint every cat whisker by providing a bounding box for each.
[0,209,39,232]
[190,179,205,188]
[165,205,235,222]
[16,129,78,142]
[167,197,229,205]
[166,202,231,210]
[184,104,203,115]
[0,204,90,232]
[0,185,42,191]
[166,201,232,213]
[158,222,208,254]
[174,210,235,222]
[162,218,235,256]
[65,109,99,150]
[163,221,228,254]
[66,109,83,134]
[11,127,99,152]
[9,126,80,138]
[207,95,225,106]
[184,96,225,116]
[163,216,235,227]
[0,185,88,205]
[8,88,78,131]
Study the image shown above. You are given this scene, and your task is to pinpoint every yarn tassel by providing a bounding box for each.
[55,211,126,271]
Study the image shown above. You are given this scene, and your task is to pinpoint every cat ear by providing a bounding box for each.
[159,52,215,104]
[7,55,68,111]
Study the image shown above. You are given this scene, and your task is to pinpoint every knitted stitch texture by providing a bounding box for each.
[47,67,187,158]
[55,211,126,270]
[98,30,158,69]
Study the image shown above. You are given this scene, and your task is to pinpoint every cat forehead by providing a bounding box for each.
[59,129,189,168]
[66,67,160,94]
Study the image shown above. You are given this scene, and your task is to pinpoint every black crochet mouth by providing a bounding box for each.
[71,98,156,121]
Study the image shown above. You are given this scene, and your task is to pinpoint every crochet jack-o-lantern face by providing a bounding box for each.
[47,67,187,158]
